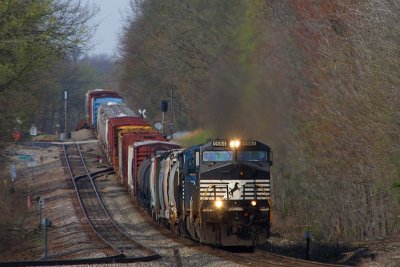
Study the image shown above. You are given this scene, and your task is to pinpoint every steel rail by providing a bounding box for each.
[218,248,350,267]
[254,249,350,267]
[62,144,160,260]
[63,144,119,256]
[0,254,159,266]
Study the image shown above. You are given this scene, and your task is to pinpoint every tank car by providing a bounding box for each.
[129,141,180,195]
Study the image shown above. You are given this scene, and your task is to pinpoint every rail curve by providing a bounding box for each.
[62,144,160,260]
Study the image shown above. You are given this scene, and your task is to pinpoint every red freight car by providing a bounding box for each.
[85,89,123,127]
[107,116,150,172]
[126,141,180,195]
[119,130,166,184]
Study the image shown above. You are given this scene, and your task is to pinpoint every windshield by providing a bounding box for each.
[237,151,268,161]
[203,151,233,162]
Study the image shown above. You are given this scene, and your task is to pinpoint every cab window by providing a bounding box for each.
[237,151,267,161]
[203,151,233,162]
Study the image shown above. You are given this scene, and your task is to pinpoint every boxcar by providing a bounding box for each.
[107,116,150,172]
[97,103,137,156]
[85,89,123,128]
[120,131,166,184]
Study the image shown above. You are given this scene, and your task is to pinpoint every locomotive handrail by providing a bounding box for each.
[255,184,272,222]
[198,185,217,225]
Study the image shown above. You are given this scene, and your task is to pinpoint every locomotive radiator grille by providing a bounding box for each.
[199,179,270,200]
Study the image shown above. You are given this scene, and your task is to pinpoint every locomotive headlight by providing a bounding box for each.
[251,200,257,207]
[230,139,241,148]
[215,200,223,209]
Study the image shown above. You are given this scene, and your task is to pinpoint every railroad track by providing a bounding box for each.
[61,143,347,266]
[62,144,160,261]
[218,248,349,267]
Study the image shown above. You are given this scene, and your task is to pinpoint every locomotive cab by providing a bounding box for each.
[183,139,273,247]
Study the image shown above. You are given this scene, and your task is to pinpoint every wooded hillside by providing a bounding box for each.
[0,0,99,245]
[0,0,98,151]
[119,0,400,241]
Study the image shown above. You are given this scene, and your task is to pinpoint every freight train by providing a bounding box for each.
[85,89,273,247]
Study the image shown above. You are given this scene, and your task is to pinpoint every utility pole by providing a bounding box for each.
[42,218,52,260]
[170,88,174,139]
[38,197,45,228]
[305,230,311,260]
[29,125,37,195]
[64,90,68,135]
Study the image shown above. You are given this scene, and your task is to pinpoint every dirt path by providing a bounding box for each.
[0,144,108,261]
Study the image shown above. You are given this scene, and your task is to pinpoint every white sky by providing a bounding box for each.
[85,0,132,56]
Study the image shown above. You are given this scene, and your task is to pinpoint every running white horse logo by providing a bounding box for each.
[228,181,243,199]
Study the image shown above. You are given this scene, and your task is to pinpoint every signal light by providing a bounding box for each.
[161,100,168,112]
[251,200,257,207]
